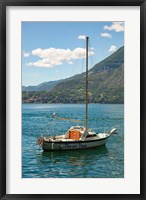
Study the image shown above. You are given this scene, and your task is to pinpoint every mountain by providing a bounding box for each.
[22,80,62,92]
[22,46,124,104]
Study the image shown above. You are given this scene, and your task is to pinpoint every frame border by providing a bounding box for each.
[0,0,145,199]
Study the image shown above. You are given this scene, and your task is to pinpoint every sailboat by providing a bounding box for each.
[37,37,117,151]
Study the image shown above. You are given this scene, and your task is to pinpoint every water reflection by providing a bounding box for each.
[34,146,108,177]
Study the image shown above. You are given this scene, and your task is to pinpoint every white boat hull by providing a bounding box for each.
[42,137,108,151]
[37,127,116,151]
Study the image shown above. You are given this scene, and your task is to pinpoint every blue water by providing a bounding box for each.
[22,104,124,178]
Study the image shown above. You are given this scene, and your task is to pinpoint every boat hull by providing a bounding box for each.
[42,137,108,151]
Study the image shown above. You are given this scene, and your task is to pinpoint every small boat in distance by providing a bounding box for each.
[37,37,117,151]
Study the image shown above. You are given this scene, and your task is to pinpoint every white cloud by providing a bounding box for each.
[101,33,112,38]
[104,22,124,32]
[78,35,86,40]
[68,61,73,64]
[90,47,94,51]
[108,45,117,52]
[27,47,94,68]
[24,52,30,57]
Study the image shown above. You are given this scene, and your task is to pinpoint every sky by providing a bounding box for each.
[22,22,124,86]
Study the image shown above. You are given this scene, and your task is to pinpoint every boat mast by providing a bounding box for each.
[86,36,89,131]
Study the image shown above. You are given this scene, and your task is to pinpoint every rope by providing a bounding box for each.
[52,114,82,123]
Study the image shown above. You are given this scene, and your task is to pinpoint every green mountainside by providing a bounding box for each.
[22,80,62,92]
[22,46,124,104]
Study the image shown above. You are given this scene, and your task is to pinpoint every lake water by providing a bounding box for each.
[22,104,124,178]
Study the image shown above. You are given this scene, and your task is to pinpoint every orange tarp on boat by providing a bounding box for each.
[69,130,81,140]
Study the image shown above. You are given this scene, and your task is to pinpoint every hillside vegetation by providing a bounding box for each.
[22,46,124,104]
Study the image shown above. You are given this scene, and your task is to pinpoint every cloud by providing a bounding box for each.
[104,22,124,32]
[23,52,30,57]
[27,47,94,68]
[90,47,94,51]
[68,61,73,64]
[108,45,117,52]
[78,35,86,40]
[101,33,112,38]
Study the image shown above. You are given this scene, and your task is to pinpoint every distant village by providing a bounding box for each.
[22,97,48,104]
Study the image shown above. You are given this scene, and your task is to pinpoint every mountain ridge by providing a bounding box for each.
[22,46,124,104]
